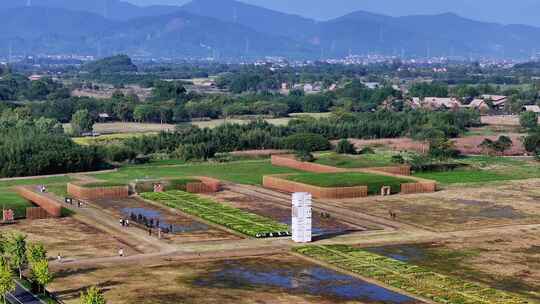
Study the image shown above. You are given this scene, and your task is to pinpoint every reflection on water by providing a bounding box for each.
[194,260,421,303]
[122,207,209,233]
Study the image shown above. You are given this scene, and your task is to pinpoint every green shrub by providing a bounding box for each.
[335,139,356,154]
[283,133,330,152]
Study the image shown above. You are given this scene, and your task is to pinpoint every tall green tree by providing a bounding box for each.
[5,234,27,279]
[26,243,47,266]
[520,111,538,130]
[80,286,107,304]
[32,260,52,294]
[0,264,15,304]
[71,109,94,136]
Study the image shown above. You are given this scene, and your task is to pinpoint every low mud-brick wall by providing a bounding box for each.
[16,186,62,218]
[263,175,368,199]
[400,182,438,194]
[26,207,51,220]
[67,183,129,200]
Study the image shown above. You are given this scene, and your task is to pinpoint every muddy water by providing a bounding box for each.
[122,207,209,233]
[193,259,423,303]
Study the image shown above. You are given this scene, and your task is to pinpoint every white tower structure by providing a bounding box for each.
[292,192,312,243]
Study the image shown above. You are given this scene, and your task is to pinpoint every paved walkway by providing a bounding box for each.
[7,281,43,304]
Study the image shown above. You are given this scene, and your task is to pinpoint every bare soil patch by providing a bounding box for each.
[0,217,139,259]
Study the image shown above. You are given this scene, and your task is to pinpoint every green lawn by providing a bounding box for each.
[314,152,396,168]
[91,160,303,185]
[414,156,540,185]
[284,172,412,194]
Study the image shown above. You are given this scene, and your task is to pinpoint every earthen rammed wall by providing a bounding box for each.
[67,183,129,200]
[16,187,62,218]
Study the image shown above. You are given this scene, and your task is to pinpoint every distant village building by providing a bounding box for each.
[481,95,507,111]
[523,105,540,114]
[465,99,491,113]
[28,74,43,81]
[410,97,462,111]
[362,82,380,89]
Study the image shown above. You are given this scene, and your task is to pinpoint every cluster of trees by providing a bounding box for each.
[121,110,478,162]
[0,74,69,101]
[0,234,51,302]
[0,114,109,178]
[479,136,513,155]
[0,233,107,304]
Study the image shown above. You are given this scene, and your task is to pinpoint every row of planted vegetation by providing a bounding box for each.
[294,245,529,304]
[141,191,289,238]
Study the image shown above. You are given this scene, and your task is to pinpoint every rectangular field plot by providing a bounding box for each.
[285,172,412,194]
[363,232,540,302]
[314,152,397,168]
[92,197,239,243]
[49,254,424,304]
[413,156,540,186]
[90,160,302,185]
[295,245,530,304]
[335,179,540,232]
[141,191,290,238]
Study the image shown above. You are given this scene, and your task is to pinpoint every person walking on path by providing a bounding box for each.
[119,248,125,257]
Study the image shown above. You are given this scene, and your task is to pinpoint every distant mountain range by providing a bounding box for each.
[2,0,540,60]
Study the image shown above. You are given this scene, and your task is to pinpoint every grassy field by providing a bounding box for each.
[91,160,302,185]
[141,191,290,237]
[295,245,529,304]
[414,156,540,185]
[284,172,411,194]
[314,152,396,168]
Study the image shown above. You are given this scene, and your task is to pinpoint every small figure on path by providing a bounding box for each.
[119,248,124,257]
[148,228,152,236]
[120,218,124,226]
[125,219,129,227]
[57,253,62,263]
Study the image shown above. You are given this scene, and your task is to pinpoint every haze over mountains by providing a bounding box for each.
[2,0,540,60]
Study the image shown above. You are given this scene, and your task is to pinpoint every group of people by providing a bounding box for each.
[119,218,130,227]
[388,210,398,220]
[65,197,85,208]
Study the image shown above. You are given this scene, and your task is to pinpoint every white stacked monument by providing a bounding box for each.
[292,192,312,243]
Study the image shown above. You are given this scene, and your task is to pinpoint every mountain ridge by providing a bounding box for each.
[2,0,540,59]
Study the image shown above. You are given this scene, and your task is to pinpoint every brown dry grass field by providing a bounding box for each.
[0,217,139,259]
[335,179,540,232]
[48,254,423,304]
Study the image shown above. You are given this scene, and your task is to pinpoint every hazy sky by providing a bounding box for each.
[126,0,540,26]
